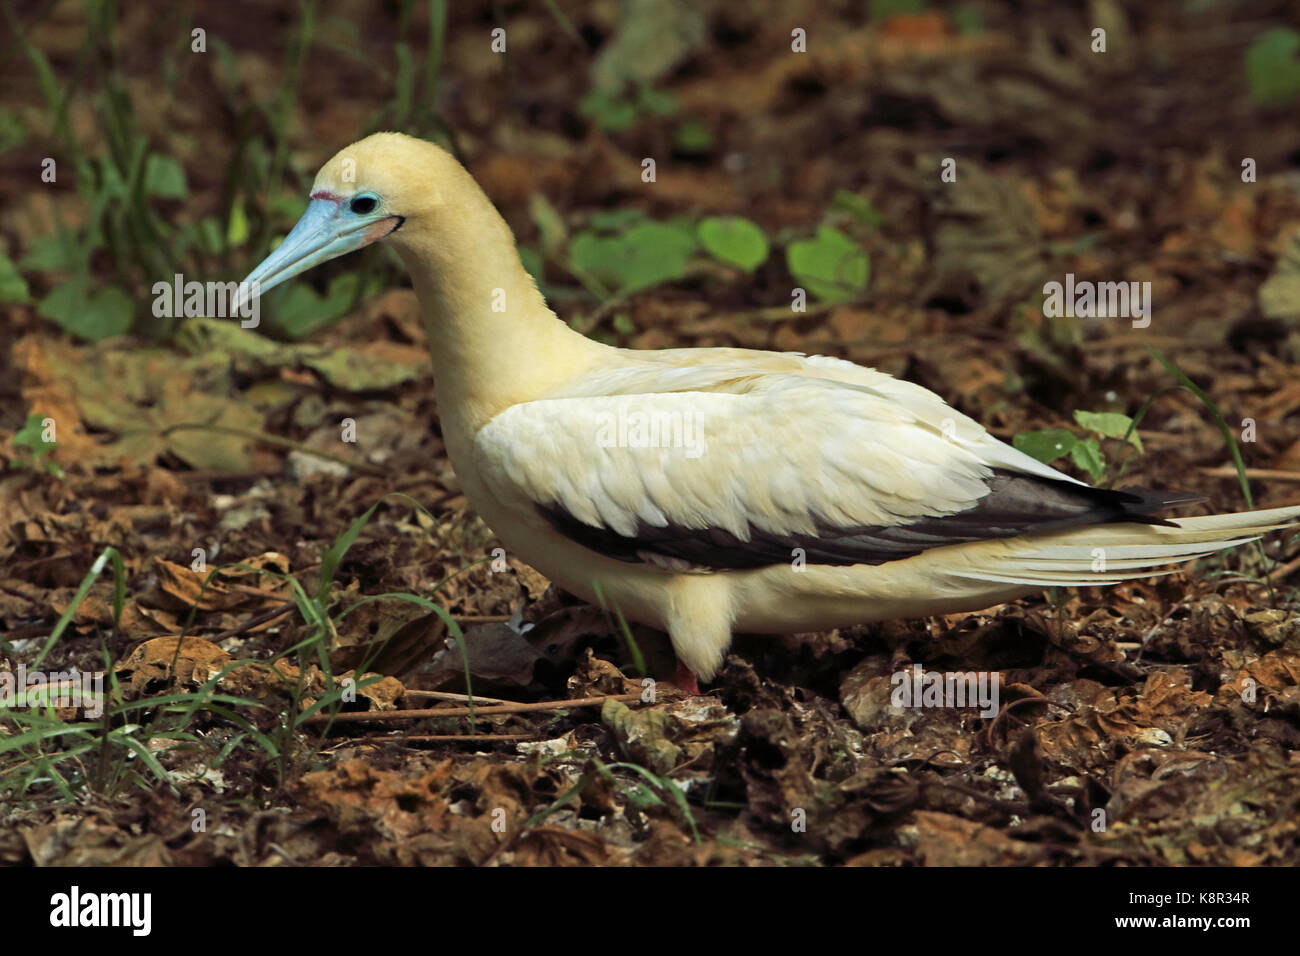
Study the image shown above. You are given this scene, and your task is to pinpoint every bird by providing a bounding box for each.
[238,132,1300,694]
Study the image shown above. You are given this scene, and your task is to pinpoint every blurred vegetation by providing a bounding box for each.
[0,0,1297,353]
[0,0,454,342]
[0,0,888,347]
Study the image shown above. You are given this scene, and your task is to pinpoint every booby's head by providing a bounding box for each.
[239,132,465,301]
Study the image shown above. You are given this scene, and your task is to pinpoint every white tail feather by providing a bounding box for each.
[949,506,1300,589]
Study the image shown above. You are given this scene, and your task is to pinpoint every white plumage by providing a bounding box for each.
[476,355,1076,543]
[239,133,1300,691]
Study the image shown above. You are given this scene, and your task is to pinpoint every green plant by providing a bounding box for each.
[0,252,32,304]
[591,581,646,678]
[697,216,769,272]
[10,413,63,478]
[568,218,697,297]
[870,0,927,18]
[1013,409,1142,482]
[3,0,442,344]
[673,117,713,153]
[3,0,305,340]
[0,494,471,803]
[786,225,870,304]
[0,106,26,151]
[1245,27,1300,106]
[950,3,985,35]
[1145,348,1254,507]
[599,760,699,842]
[831,189,885,229]
[579,84,679,133]
[520,756,699,844]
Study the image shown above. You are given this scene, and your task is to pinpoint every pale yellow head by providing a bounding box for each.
[240,132,509,295]
[239,132,604,427]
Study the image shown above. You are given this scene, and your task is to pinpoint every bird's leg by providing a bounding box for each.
[663,577,732,695]
[673,658,701,696]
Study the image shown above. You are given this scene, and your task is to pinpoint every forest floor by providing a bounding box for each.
[2,1,1300,865]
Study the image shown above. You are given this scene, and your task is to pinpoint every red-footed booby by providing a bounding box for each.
[239,132,1300,693]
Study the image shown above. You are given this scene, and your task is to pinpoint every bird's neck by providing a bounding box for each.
[396,214,610,438]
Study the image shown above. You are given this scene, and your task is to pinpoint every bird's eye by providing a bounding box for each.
[349,195,378,215]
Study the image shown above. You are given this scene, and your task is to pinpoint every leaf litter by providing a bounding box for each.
[2,1,1300,867]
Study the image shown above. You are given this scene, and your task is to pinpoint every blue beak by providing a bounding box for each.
[235,198,385,312]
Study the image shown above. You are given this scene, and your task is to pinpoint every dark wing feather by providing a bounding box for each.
[538,470,1204,570]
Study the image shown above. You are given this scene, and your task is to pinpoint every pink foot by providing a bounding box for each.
[674,659,701,695]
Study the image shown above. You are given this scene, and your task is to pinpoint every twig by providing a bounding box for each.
[206,601,296,641]
[223,582,295,600]
[403,689,515,705]
[327,733,534,747]
[301,693,639,724]
[174,469,283,481]
[1086,335,1221,351]
[391,733,535,742]
[1266,551,1300,584]
[1200,467,1300,483]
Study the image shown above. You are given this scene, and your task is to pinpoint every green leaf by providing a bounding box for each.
[1237,29,1300,106]
[226,200,250,248]
[569,221,696,295]
[869,0,927,17]
[302,348,426,392]
[1073,410,1143,452]
[528,194,568,258]
[578,90,641,132]
[624,783,667,810]
[12,412,61,476]
[144,153,188,198]
[1245,28,1300,106]
[318,503,380,605]
[37,276,133,342]
[698,216,769,272]
[0,252,32,304]
[1148,345,1255,509]
[673,118,713,153]
[951,3,984,35]
[270,191,306,221]
[832,189,885,229]
[1012,428,1077,464]
[786,225,870,303]
[518,244,545,286]
[1069,437,1105,482]
[637,86,678,116]
[588,209,648,232]
[196,216,224,257]
[23,43,62,114]
[0,107,28,152]
[391,41,415,126]
[302,341,428,392]
[590,0,706,94]
[32,546,125,668]
[13,413,49,453]
[19,233,87,273]
[269,274,360,341]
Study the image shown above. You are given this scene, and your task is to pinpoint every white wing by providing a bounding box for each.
[472,361,1171,569]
